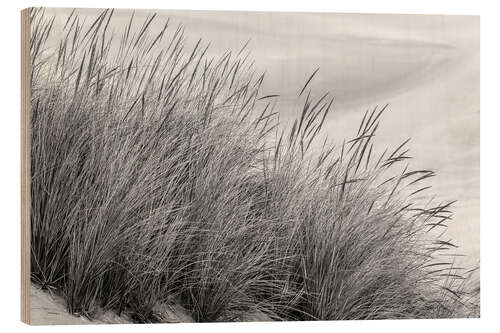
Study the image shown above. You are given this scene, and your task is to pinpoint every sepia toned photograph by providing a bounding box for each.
[21,7,479,325]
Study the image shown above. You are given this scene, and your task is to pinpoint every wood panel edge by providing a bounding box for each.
[21,7,31,325]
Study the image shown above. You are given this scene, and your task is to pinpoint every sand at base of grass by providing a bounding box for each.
[30,283,272,325]
[30,284,132,325]
[30,283,196,325]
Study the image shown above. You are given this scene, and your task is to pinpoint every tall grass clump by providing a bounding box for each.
[29,8,479,322]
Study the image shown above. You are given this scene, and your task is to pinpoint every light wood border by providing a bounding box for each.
[21,7,31,325]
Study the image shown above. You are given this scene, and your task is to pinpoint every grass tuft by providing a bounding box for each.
[30,8,479,322]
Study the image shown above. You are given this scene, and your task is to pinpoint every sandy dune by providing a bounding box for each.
[30,283,272,324]
[30,284,194,325]
[30,284,131,325]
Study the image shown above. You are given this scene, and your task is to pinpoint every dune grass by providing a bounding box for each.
[29,8,479,322]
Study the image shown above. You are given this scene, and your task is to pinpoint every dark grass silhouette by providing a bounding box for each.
[29,8,479,322]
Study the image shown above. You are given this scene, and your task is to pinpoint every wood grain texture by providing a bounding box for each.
[21,7,31,325]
